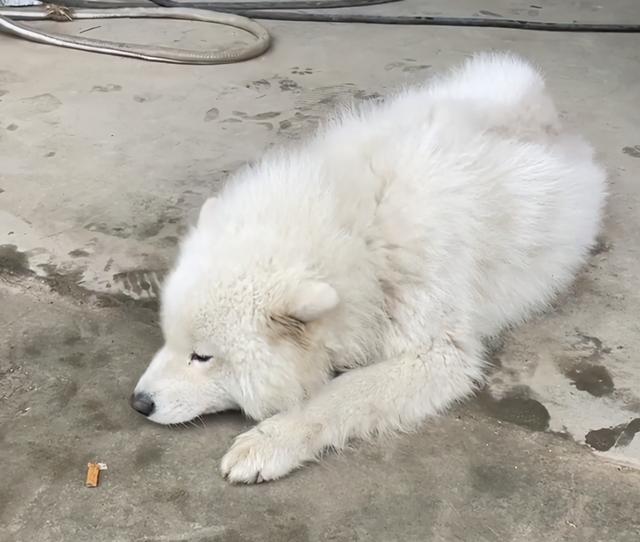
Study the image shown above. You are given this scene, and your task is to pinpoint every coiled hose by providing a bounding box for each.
[0,4,272,64]
[0,0,639,65]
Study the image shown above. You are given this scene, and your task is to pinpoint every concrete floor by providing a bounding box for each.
[1,1,640,540]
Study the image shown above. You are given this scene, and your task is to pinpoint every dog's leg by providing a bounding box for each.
[221,333,484,483]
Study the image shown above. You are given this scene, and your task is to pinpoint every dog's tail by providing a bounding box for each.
[430,52,560,137]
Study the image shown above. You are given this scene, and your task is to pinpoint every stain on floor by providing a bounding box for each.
[0,244,30,275]
[564,363,614,397]
[622,145,640,157]
[585,418,640,451]
[477,387,551,432]
[0,245,158,315]
[112,269,164,298]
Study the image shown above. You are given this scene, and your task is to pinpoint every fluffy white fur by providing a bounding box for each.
[133,53,606,483]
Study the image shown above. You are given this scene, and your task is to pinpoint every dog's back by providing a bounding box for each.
[302,53,606,337]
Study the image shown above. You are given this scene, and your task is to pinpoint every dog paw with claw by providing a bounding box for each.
[220,415,314,484]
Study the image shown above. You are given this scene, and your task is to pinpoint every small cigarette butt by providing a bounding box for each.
[86,463,101,487]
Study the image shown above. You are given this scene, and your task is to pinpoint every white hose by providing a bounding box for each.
[0,5,271,64]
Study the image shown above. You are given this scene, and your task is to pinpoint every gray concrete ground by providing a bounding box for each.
[1,1,640,540]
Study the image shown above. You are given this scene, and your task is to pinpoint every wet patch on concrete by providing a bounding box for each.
[616,418,640,447]
[68,249,90,258]
[220,110,281,129]
[622,145,640,158]
[585,419,640,451]
[291,67,313,75]
[245,79,271,91]
[559,331,614,397]
[564,363,614,397]
[112,269,164,298]
[91,84,122,93]
[51,268,159,312]
[384,60,431,73]
[204,107,219,121]
[279,79,301,93]
[585,428,617,451]
[0,245,159,315]
[38,263,93,300]
[0,244,30,275]
[477,386,550,432]
[247,111,280,120]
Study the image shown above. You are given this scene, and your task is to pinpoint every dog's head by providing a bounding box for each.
[130,199,338,424]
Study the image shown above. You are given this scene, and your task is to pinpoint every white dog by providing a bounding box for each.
[131,53,606,483]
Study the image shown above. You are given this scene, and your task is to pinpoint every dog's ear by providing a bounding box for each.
[288,280,339,323]
[197,196,218,228]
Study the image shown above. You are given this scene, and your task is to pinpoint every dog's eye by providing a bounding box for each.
[190,352,213,362]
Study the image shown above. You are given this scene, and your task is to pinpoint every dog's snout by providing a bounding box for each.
[130,392,155,417]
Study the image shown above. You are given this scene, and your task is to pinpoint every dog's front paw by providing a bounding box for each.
[220,416,312,484]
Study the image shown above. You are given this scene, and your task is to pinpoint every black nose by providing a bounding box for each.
[130,392,155,416]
